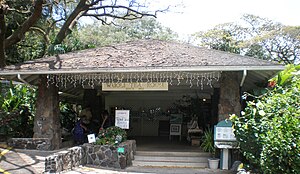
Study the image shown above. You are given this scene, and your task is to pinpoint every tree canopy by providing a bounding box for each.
[0,0,171,67]
[54,17,177,53]
[193,14,300,64]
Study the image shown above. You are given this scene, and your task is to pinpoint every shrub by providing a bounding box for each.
[231,65,300,173]
[96,126,127,145]
[0,83,36,138]
[201,128,216,157]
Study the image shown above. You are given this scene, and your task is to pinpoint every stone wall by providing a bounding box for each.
[7,138,51,150]
[83,140,136,169]
[45,146,82,173]
[44,140,136,173]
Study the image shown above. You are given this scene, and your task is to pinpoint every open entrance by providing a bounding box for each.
[101,82,219,150]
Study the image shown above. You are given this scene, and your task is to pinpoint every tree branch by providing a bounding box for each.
[5,0,44,49]
[52,0,89,46]
[88,5,156,18]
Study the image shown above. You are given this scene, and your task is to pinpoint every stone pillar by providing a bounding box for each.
[33,75,61,150]
[218,72,241,121]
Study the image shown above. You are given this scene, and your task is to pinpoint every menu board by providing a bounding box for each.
[115,110,130,129]
[215,127,236,141]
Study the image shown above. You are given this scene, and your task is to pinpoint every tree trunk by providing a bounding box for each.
[33,75,61,150]
[0,4,8,68]
[218,72,241,121]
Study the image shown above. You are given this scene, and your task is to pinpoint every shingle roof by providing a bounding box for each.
[2,39,282,73]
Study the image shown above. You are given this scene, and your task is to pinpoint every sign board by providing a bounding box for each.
[215,127,236,141]
[87,134,96,143]
[115,110,130,129]
[214,120,238,149]
[102,82,168,91]
[117,147,125,153]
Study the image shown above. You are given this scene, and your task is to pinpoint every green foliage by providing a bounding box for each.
[193,26,241,54]
[74,17,177,49]
[96,126,127,145]
[46,17,177,55]
[230,66,300,173]
[201,128,215,156]
[272,64,300,86]
[193,14,300,64]
[0,83,36,138]
[4,0,49,64]
[59,102,77,131]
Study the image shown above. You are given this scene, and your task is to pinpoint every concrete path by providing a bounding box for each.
[64,165,235,174]
[0,144,55,174]
[0,147,38,174]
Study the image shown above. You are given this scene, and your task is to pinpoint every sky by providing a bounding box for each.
[155,0,300,38]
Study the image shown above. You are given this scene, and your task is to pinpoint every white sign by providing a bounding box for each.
[102,82,168,91]
[215,127,236,141]
[87,134,96,143]
[115,110,130,129]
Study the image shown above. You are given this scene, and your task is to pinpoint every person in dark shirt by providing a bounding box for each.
[73,108,92,145]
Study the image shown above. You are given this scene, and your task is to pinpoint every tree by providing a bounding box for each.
[0,0,170,67]
[193,24,242,54]
[59,17,177,51]
[193,14,300,64]
[240,14,300,64]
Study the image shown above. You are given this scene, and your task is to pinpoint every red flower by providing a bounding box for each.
[268,80,276,88]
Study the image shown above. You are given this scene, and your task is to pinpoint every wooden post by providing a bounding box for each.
[33,75,61,150]
[218,72,241,121]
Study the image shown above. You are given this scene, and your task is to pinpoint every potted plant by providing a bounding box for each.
[201,128,220,169]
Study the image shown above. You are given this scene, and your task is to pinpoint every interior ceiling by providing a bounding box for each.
[1,69,279,104]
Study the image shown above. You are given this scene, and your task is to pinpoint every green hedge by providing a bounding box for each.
[231,65,300,173]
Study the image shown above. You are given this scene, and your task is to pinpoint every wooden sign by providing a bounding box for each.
[102,82,168,91]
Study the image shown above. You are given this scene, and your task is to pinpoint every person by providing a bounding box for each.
[100,110,112,130]
[73,108,92,145]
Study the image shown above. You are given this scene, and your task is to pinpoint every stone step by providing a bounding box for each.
[135,150,211,157]
[132,160,208,168]
[135,155,209,163]
[133,150,211,168]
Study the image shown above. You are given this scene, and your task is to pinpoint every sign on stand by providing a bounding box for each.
[214,120,238,170]
[115,110,130,129]
[214,120,238,149]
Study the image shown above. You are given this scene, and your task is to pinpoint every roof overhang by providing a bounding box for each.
[0,40,285,103]
[0,65,284,75]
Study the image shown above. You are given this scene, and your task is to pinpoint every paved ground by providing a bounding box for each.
[0,144,235,174]
[64,165,235,174]
[0,145,55,174]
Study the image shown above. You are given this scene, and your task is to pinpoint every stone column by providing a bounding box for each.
[218,72,241,121]
[33,75,61,150]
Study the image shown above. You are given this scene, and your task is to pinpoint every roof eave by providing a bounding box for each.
[0,65,285,75]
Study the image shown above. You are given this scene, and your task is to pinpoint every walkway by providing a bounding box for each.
[0,144,54,174]
[0,141,235,174]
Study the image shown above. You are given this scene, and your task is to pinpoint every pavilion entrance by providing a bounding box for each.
[100,80,219,147]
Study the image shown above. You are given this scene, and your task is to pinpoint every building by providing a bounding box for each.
[0,39,284,149]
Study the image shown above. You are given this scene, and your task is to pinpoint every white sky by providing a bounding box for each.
[156,0,300,38]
